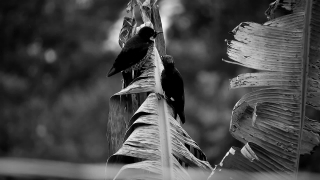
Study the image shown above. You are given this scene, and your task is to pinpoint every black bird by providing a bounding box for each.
[108,26,162,77]
[161,55,186,124]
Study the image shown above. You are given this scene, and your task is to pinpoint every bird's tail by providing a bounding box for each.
[107,66,117,77]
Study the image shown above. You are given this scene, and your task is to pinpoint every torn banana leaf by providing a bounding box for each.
[215,0,320,178]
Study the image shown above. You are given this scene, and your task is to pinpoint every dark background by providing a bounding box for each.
[1,0,319,176]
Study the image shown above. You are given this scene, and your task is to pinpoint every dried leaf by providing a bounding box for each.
[119,17,137,48]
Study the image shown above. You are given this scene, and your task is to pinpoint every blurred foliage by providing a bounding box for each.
[0,0,126,163]
[0,0,319,175]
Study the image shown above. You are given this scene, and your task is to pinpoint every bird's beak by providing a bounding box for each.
[153,31,163,38]
[150,31,163,41]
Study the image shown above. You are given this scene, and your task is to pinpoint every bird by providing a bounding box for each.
[107,26,162,77]
[161,55,186,124]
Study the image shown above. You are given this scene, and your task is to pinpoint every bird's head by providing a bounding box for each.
[161,55,175,69]
[138,26,163,41]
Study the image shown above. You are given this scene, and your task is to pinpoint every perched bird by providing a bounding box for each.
[161,55,186,124]
[108,26,162,77]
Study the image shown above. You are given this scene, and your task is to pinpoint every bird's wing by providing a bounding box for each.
[113,37,151,68]
[174,68,185,106]
[173,69,185,123]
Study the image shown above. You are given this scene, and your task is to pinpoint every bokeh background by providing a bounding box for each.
[1,0,319,178]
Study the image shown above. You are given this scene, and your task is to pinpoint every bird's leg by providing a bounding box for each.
[162,96,177,119]
[157,93,178,120]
